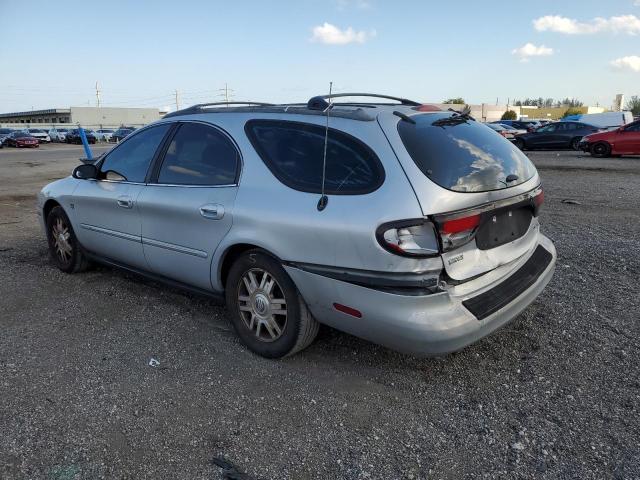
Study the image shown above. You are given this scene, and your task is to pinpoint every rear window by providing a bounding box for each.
[245,120,384,195]
[398,113,537,193]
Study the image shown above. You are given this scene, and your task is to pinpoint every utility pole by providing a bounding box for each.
[175,89,180,110]
[218,83,235,105]
[95,81,101,107]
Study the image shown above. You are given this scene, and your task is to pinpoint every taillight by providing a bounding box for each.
[435,213,481,251]
[415,104,442,112]
[376,219,439,257]
[532,187,544,215]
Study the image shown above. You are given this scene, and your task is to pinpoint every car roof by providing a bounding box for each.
[162,93,433,123]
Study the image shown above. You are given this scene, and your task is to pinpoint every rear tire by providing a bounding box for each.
[225,250,319,358]
[45,206,90,273]
[570,137,582,151]
[590,142,611,158]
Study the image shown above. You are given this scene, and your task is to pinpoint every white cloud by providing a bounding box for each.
[635,0,640,6]
[533,14,640,35]
[611,55,640,71]
[310,23,376,45]
[511,43,554,62]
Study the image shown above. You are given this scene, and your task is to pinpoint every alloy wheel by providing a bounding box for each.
[237,268,287,342]
[593,143,607,155]
[52,217,72,263]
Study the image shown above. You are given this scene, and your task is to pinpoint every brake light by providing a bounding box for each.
[376,219,439,257]
[441,214,480,234]
[435,213,481,251]
[533,187,544,215]
[415,104,442,112]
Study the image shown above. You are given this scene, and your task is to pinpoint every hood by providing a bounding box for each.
[583,129,614,141]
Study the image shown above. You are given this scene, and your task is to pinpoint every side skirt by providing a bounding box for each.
[83,250,225,304]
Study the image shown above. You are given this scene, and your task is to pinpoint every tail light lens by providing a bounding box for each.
[376,219,439,257]
[434,213,481,252]
[532,186,544,215]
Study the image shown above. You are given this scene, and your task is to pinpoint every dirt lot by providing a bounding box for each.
[0,144,638,479]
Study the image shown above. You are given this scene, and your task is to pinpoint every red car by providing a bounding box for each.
[579,120,640,157]
[5,131,40,148]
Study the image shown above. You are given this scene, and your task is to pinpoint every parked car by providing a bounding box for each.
[0,128,13,145]
[497,123,528,135]
[513,121,602,150]
[491,120,540,132]
[49,128,69,142]
[486,123,515,140]
[109,127,136,142]
[5,131,39,148]
[28,129,51,143]
[38,94,555,358]
[95,129,115,142]
[578,120,640,157]
[65,128,97,144]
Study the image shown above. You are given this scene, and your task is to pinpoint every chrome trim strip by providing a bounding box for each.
[432,184,543,220]
[95,179,146,186]
[80,223,141,243]
[142,237,208,258]
[146,183,238,188]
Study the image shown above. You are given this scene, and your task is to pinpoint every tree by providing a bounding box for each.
[625,95,640,116]
[562,107,583,118]
[557,98,583,108]
[501,110,517,120]
[443,97,465,104]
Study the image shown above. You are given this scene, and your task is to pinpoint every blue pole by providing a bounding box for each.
[78,126,93,160]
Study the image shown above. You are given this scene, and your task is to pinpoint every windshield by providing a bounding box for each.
[0,129,12,134]
[398,112,537,193]
[30,129,44,133]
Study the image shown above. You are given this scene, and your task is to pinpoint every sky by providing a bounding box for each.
[0,0,639,113]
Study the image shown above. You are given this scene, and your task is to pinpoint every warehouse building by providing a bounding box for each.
[0,107,163,128]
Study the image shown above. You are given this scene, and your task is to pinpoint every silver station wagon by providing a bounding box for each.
[38,93,556,358]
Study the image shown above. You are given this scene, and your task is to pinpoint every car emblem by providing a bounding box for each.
[492,215,497,223]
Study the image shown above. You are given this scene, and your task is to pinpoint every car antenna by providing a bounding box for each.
[317,81,333,212]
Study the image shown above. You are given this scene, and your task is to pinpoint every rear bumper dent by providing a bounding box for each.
[285,234,556,356]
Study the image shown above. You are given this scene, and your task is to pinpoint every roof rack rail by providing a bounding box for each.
[307,93,421,111]
[164,101,275,118]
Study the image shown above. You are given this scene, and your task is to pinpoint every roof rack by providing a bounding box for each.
[307,93,421,111]
[164,101,274,118]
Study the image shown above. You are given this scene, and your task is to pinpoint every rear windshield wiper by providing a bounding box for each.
[432,105,475,127]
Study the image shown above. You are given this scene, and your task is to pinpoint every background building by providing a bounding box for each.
[0,107,163,128]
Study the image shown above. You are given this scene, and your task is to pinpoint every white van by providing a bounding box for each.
[562,111,633,129]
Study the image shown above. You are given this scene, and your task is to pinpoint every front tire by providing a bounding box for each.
[225,250,319,358]
[590,142,611,158]
[45,206,90,273]
[514,138,526,150]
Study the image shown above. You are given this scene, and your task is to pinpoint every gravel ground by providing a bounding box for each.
[0,144,638,479]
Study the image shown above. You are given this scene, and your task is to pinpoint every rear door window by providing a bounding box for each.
[156,122,239,185]
[397,113,537,193]
[245,120,384,194]
[99,124,171,182]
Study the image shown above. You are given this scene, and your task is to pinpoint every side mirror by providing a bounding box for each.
[72,164,98,180]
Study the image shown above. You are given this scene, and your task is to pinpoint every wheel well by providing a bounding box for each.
[42,199,61,220]
[219,243,280,288]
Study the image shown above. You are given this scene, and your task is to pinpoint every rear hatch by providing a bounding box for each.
[378,110,543,281]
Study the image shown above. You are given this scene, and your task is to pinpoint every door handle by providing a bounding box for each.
[199,204,224,220]
[117,196,133,209]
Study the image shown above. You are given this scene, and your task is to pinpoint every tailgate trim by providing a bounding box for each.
[462,245,552,320]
